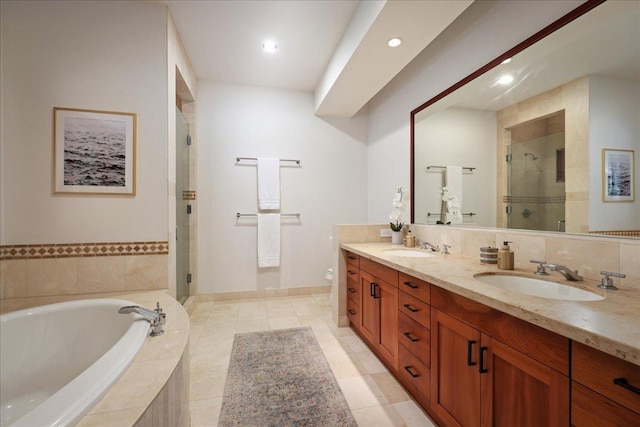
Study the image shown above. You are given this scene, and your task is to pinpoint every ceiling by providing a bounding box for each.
[165,0,472,117]
[418,0,640,117]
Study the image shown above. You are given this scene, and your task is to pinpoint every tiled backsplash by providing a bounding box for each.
[0,241,169,300]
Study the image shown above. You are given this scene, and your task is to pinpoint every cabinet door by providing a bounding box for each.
[432,309,481,427]
[359,270,378,347]
[377,278,398,370]
[480,335,569,427]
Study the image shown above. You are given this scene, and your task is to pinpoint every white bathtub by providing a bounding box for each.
[0,299,150,427]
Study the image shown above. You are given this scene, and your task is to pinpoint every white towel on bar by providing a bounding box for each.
[257,157,280,210]
[445,166,463,224]
[258,213,281,268]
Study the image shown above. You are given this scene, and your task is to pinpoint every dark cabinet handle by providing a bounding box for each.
[370,283,375,297]
[614,378,640,395]
[403,332,419,342]
[348,309,356,315]
[404,366,419,378]
[467,340,477,366]
[348,287,356,293]
[373,284,380,299]
[348,255,357,260]
[403,281,419,289]
[403,304,419,313]
[479,346,488,373]
[348,270,356,275]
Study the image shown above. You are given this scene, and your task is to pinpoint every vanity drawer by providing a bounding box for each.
[572,381,640,427]
[398,312,430,366]
[346,266,360,283]
[399,272,430,304]
[572,341,640,414]
[347,298,361,331]
[398,342,431,407]
[360,258,398,286]
[399,291,430,329]
[346,277,360,303]
[346,251,360,268]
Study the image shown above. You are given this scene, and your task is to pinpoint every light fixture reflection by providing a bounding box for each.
[497,74,514,85]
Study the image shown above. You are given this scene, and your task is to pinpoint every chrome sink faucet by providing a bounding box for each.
[544,263,583,281]
[119,302,166,336]
[420,241,439,251]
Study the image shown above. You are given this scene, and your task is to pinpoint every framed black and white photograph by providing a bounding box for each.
[54,107,136,195]
[602,148,634,202]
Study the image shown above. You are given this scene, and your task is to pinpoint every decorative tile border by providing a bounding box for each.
[0,241,169,261]
[589,230,640,238]
[503,196,566,204]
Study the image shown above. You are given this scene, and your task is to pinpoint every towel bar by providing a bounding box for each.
[236,213,300,218]
[236,157,301,165]
[427,212,476,217]
[426,165,475,172]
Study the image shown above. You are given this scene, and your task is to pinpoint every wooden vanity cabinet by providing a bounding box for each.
[358,258,399,370]
[345,252,361,332]
[571,341,640,426]
[397,273,432,408]
[431,287,570,427]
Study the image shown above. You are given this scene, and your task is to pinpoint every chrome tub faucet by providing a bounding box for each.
[119,302,166,336]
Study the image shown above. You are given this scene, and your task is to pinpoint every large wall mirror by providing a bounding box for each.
[411,0,639,239]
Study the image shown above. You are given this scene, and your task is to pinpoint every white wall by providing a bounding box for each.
[414,107,497,226]
[198,82,368,294]
[589,75,640,231]
[0,1,168,244]
[365,0,585,223]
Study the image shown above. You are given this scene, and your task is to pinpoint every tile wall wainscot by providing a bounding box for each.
[0,241,169,305]
[331,223,639,328]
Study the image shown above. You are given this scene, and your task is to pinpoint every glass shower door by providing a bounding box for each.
[176,107,190,304]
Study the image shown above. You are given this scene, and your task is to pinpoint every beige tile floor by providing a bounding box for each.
[188,293,437,427]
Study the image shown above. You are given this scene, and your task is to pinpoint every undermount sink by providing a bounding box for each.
[383,249,435,258]
[474,273,604,301]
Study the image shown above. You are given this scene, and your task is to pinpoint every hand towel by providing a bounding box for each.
[445,166,463,224]
[258,213,281,268]
[257,158,280,210]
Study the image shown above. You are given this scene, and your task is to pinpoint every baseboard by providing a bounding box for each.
[198,285,331,302]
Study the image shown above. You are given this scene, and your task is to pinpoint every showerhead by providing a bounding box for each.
[524,152,538,160]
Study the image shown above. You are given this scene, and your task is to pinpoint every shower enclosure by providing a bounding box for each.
[176,107,190,304]
[507,112,566,232]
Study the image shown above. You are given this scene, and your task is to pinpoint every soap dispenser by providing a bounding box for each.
[497,241,514,270]
[404,230,416,248]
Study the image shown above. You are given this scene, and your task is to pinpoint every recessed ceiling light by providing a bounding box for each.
[501,58,512,64]
[387,37,403,48]
[497,74,514,85]
[262,40,278,53]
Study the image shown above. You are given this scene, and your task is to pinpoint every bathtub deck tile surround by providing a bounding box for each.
[76,290,190,427]
[187,293,437,427]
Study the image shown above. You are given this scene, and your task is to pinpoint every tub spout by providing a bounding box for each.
[119,302,166,336]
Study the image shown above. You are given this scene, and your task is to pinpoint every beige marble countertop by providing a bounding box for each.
[341,242,640,366]
[0,290,190,426]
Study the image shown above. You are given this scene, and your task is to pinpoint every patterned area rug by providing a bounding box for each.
[218,327,357,427]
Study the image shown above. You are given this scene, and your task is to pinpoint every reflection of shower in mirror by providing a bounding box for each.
[524,152,538,161]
